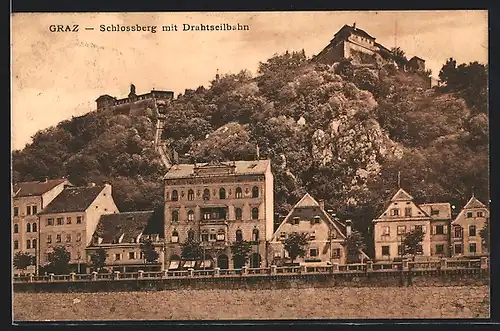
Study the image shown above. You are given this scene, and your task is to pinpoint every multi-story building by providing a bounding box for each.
[268,193,369,266]
[451,195,489,258]
[38,183,119,273]
[12,178,71,275]
[163,160,274,270]
[86,209,164,273]
[419,202,452,257]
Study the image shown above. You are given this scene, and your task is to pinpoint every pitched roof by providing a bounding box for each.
[39,185,105,214]
[335,24,376,41]
[93,211,160,245]
[294,193,320,208]
[390,188,414,201]
[13,179,69,198]
[409,56,425,62]
[164,160,270,179]
[463,196,487,209]
[419,203,452,220]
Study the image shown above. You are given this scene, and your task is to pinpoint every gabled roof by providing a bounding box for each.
[272,193,347,241]
[409,56,425,62]
[390,188,414,202]
[39,185,106,214]
[419,203,452,220]
[93,211,161,245]
[463,195,487,209]
[13,179,70,198]
[164,160,270,179]
[334,24,376,41]
[95,94,116,102]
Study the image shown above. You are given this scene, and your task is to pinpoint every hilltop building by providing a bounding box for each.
[268,193,369,266]
[12,178,71,275]
[38,183,119,273]
[163,160,274,270]
[95,84,174,110]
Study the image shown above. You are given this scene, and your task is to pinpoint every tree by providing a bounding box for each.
[13,251,33,274]
[180,239,203,260]
[283,232,308,263]
[403,228,425,257]
[90,248,107,272]
[390,47,408,68]
[230,240,252,268]
[48,246,71,274]
[140,238,159,264]
[344,230,366,263]
[480,221,489,252]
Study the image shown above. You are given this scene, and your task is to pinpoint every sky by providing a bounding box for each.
[11,11,488,151]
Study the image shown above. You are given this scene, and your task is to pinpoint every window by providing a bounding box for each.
[252,229,259,241]
[216,229,225,241]
[309,248,318,257]
[313,216,321,224]
[292,217,300,225]
[14,240,19,250]
[172,211,179,222]
[32,223,37,232]
[129,252,136,260]
[467,212,473,218]
[32,239,37,249]
[66,217,72,224]
[235,187,243,199]
[14,207,19,217]
[431,209,440,216]
[32,205,37,214]
[469,243,477,253]
[251,208,259,220]
[171,190,179,201]
[274,251,281,258]
[209,232,217,241]
[382,226,390,236]
[203,189,210,200]
[477,211,484,217]
[309,230,316,240]
[187,210,195,222]
[454,244,463,254]
[115,254,121,261]
[414,225,423,233]
[236,230,243,241]
[201,230,209,242]
[404,207,412,217]
[47,235,52,244]
[47,218,54,226]
[66,234,72,242]
[26,206,32,216]
[280,232,286,240]
[26,240,31,249]
[77,216,82,224]
[416,244,423,255]
[188,189,194,201]
[57,217,63,225]
[76,233,81,242]
[398,245,404,256]
[26,223,31,232]
[235,208,242,220]
[14,224,18,233]
[188,230,195,241]
[435,225,444,235]
[454,226,462,238]
[382,246,390,256]
[332,248,341,259]
[219,188,226,199]
[171,231,179,243]
[252,186,259,198]
[435,244,444,255]
[391,208,399,216]
[397,226,406,235]
[469,225,477,237]
[56,234,61,243]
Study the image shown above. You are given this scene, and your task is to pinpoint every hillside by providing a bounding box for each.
[12,50,488,252]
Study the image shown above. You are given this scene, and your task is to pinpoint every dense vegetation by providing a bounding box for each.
[12,49,488,252]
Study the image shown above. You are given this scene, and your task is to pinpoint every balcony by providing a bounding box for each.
[200,218,228,226]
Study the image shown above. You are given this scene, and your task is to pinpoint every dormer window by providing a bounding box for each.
[313,216,321,224]
[292,217,300,225]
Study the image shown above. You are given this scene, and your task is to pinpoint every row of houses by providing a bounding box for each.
[12,160,489,275]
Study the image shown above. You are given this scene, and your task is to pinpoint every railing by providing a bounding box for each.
[13,258,488,284]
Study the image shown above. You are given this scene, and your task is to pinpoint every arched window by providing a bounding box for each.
[235,208,243,220]
[219,188,226,199]
[26,240,31,249]
[188,189,194,201]
[252,186,259,198]
[14,224,18,233]
[251,208,259,220]
[235,187,243,199]
[236,229,243,241]
[217,229,225,241]
[203,189,210,200]
[201,230,209,242]
[26,223,31,233]
[171,190,179,201]
[172,210,179,222]
[188,210,195,221]
[252,229,260,242]
[32,223,37,232]
[188,230,195,241]
[171,230,179,243]
[32,239,37,249]
[14,240,19,250]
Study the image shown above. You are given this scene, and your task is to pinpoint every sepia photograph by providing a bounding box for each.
[11,10,489,321]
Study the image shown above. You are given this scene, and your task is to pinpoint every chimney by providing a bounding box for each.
[88,182,96,187]
[353,22,356,30]
[256,145,260,160]
[345,219,352,237]
[319,199,325,210]
[44,177,48,183]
